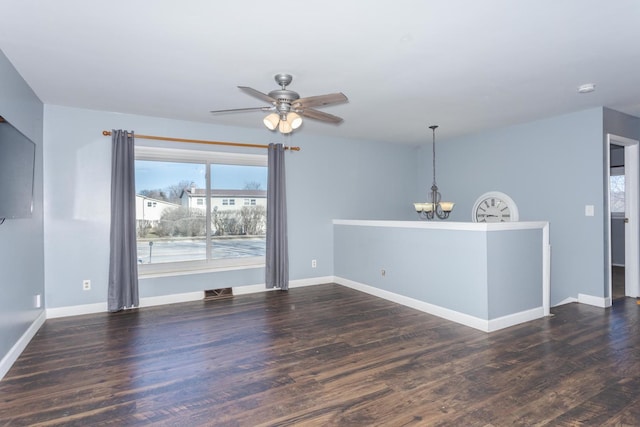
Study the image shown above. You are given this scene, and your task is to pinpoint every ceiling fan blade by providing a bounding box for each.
[238,86,276,104]
[299,108,344,123]
[295,92,348,109]
[210,106,273,114]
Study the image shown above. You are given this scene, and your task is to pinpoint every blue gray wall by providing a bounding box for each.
[486,229,542,317]
[335,224,489,318]
[334,224,543,320]
[418,109,605,305]
[43,105,418,308]
[0,50,45,361]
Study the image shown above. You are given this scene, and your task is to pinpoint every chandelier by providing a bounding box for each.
[413,125,455,219]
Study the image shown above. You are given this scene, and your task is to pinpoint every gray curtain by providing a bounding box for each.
[108,129,139,311]
[265,143,289,290]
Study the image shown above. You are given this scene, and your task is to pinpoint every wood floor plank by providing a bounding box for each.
[1,284,640,426]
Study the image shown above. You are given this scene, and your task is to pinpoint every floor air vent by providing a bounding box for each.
[205,288,233,300]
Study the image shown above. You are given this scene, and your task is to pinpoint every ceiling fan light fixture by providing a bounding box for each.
[288,112,303,129]
[263,113,280,130]
[211,74,347,134]
[278,120,293,134]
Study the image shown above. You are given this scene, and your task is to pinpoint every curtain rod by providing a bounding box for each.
[101,130,300,151]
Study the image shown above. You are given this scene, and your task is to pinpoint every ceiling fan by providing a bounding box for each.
[209,73,348,134]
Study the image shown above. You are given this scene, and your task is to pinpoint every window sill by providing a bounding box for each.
[138,259,265,279]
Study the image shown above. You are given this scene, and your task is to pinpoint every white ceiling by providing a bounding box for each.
[1,1,639,145]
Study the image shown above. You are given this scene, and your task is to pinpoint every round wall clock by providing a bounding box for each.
[472,191,519,223]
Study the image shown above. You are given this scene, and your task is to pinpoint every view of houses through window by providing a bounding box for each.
[134,151,268,271]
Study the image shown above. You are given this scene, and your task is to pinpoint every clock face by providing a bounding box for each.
[472,191,519,223]
[475,197,511,222]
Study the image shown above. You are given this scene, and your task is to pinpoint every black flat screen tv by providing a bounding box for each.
[0,117,36,219]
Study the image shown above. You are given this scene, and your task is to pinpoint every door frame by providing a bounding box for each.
[606,133,640,302]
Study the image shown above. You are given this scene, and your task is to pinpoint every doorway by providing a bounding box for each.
[606,134,640,303]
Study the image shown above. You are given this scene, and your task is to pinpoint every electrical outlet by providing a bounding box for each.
[34,294,41,308]
[82,279,91,291]
[381,269,386,277]
[311,259,317,268]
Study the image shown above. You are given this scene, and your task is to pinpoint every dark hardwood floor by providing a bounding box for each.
[1,284,640,426]
[612,265,625,300]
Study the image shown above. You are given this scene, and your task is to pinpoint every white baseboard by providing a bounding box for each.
[0,311,46,381]
[554,294,612,308]
[46,278,330,318]
[232,276,330,295]
[46,291,205,319]
[291,276,334,288]
[487,307,545,332]
[334,277,544,333]
[554,297,578,306]
[46,302,108,319]
[578,293,609,308]
[139,292,204,308]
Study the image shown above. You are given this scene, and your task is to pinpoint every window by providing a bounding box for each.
[610,166,625,215]
[135,146,268,274]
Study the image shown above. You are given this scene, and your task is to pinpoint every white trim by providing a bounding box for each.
[333,219,548,232]
[232,276,331,295]
[487,307,545,332]
[623,142,639,297]
[46,279,329,318]
[542,223,551,316]
[135,145,267,166]
[0,311,46,380]
[46,302,108,318]
[334,277,545,333]
[139,292,204,308]
[335,277,488,331]
[232,283,277,295]
[46,291,204,318]
[606,134,640,302]
[290,277,333,288]
[139,262,263,279]
[554,297,578,306]
[578,293,609,308]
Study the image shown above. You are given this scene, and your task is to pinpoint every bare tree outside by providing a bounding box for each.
[610,175,625,213]
[244,181,262,190]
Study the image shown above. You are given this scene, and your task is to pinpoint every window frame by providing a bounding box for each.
[135,145,267,276]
